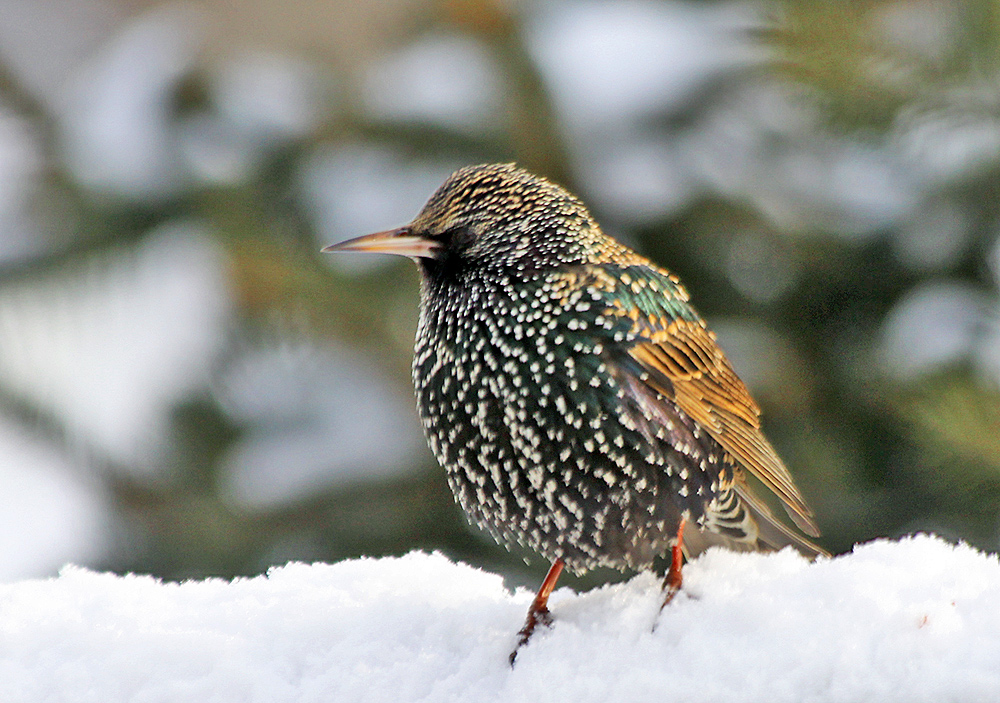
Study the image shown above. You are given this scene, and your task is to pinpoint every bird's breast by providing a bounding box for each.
[410,275,698,570]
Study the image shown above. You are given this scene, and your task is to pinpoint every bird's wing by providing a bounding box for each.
[592,264,820,538]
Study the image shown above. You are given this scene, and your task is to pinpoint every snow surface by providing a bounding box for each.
[2,534,998,703]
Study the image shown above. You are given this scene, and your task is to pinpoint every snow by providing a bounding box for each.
[362,33,502,134]
[2,535,998,702]
[0,419,109,580]
[59,3,206,199]
[0,110,44,266]
[0,223,231,471]
[879,280,993,380]
[216,342,425,508]
[527,0,757,133]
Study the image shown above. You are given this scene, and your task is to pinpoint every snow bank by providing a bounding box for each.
[1,534,998,703]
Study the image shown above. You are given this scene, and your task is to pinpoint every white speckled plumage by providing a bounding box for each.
[328,163,823,578]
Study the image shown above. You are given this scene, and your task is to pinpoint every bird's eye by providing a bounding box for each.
[435,224,475,251]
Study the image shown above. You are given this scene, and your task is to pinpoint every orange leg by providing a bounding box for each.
[510,558,564,666]
[661,519,686,608]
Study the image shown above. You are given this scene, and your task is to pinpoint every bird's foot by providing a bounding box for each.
[509,604,554,666]
[659,555,684,610]
[661,519,685,609]
[509,558,564,666]
[652,581,688,633]
[653,520,686,631]
[660,580,682,609]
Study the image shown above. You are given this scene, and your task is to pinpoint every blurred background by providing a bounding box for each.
[0,0,999,587]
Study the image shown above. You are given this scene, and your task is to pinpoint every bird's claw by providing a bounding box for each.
[660,581,681,609]
[509,605,553,666]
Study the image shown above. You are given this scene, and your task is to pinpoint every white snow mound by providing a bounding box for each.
[1,534,998,703]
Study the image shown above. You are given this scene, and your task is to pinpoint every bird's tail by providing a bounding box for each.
[684,483,828,559]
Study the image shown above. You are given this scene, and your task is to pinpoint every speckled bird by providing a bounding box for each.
[323,163,824,661]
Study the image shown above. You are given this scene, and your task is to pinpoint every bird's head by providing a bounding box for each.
[323,163,606,279]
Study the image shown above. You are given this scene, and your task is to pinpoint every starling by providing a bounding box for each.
[323,163,824,662]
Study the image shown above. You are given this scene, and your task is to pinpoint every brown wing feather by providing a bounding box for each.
[628,318,820,538]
